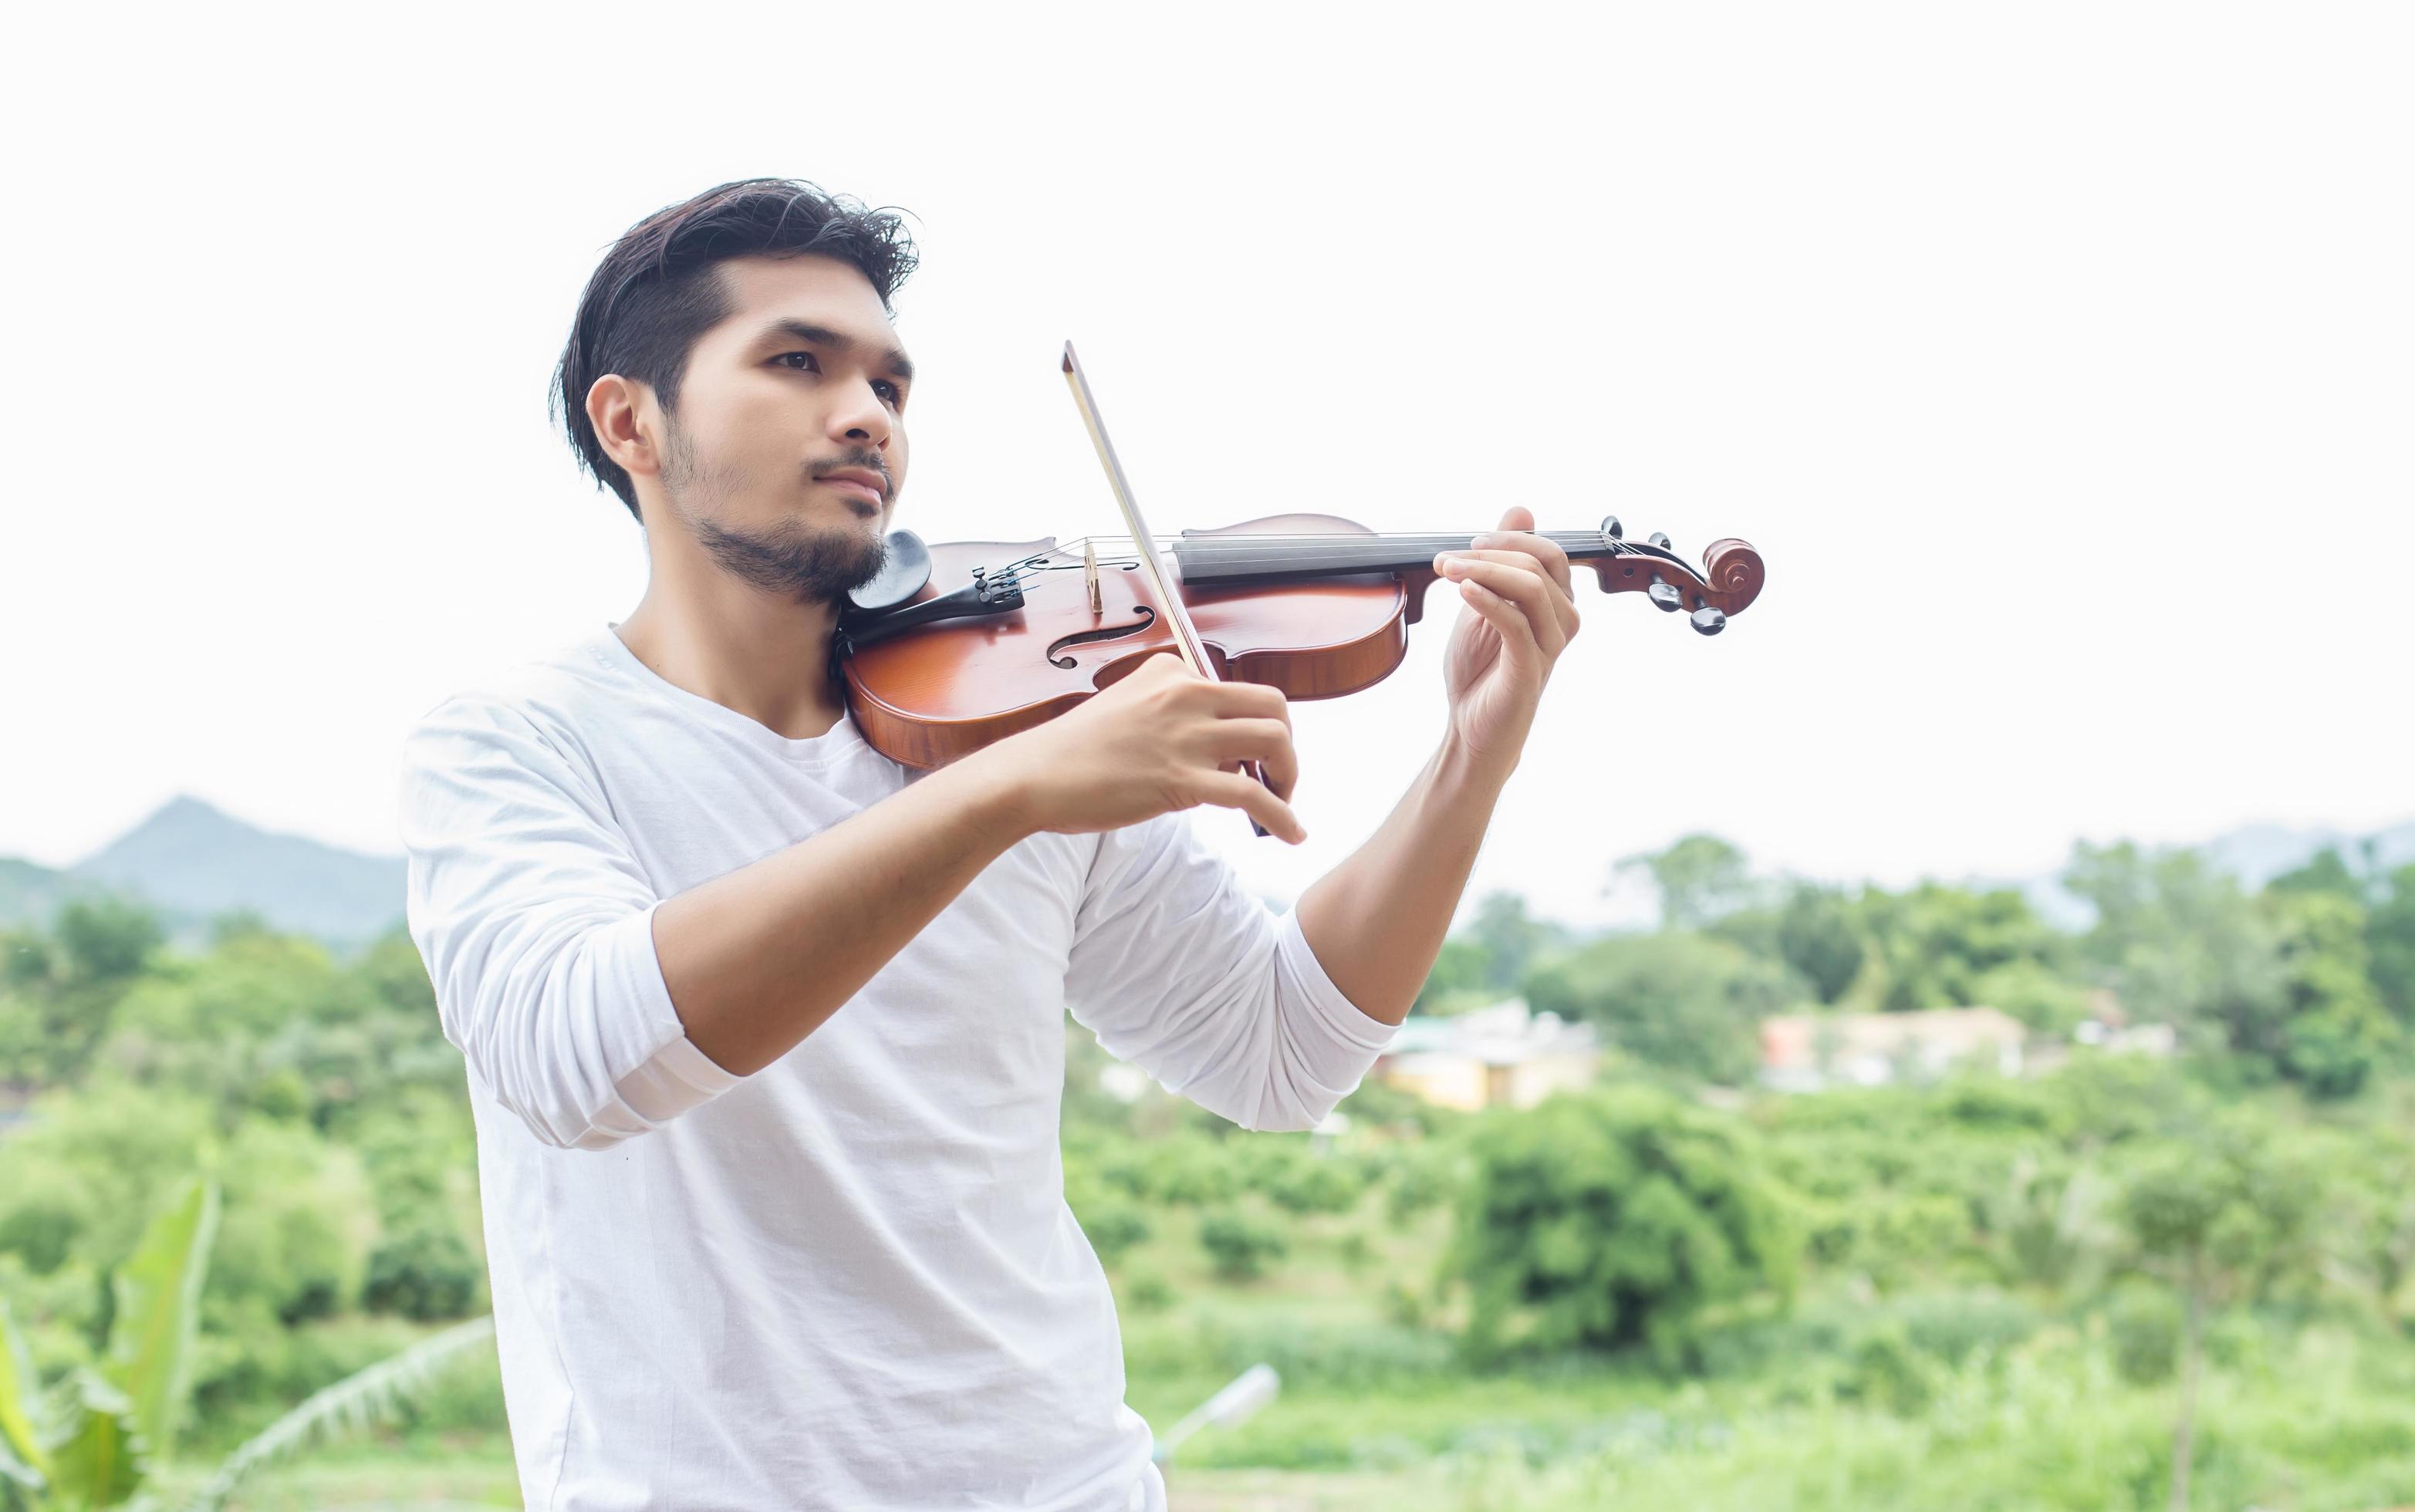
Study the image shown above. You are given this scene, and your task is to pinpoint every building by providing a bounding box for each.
[1376,997,1601,1112]
[1758,1007,2026,1094]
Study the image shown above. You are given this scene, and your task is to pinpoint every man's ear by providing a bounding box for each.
[587,374,661,481]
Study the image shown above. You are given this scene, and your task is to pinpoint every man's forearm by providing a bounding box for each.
[1292,734,1512,1028]
[653,749,1030,1076]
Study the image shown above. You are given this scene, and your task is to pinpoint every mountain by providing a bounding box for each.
[1976,818,2415,930]
[1,796,407,952]
[5,798,2410,956]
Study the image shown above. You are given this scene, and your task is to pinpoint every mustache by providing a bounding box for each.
[809,448,894,501]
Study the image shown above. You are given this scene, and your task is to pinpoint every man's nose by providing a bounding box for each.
[829,377,892,449]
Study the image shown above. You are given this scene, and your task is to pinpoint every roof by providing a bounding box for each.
[1761,1006,2026,1068]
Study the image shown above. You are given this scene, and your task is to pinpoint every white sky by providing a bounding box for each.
[2,3,2408,928]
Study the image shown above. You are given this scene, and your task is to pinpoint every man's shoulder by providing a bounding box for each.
[402,631,623,755]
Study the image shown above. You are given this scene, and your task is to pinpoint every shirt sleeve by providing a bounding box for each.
[1062,812,1397,1132]
[397,696,743,1152]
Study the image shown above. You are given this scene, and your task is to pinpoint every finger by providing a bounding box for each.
[1455,577,1548,675]
[1199,768,1306,844]
[1438,548,1580,638]
[1204,717,1299,799]
[1464,528,1573,598]
[1201,677,1292,728]
[1440,557,1570,656]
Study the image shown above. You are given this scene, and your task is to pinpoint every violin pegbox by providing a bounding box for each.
[1581,516,1765,634]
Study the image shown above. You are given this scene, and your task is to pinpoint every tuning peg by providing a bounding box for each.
[1599,515,1623,540]
[1647,576,1682,612]
[1690,606,1728,636]
[1647,531,1672,550]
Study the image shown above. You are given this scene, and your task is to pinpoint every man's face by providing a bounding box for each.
[650,254,914,604]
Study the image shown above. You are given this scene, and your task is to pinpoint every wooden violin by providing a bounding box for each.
[833,513,1765,770]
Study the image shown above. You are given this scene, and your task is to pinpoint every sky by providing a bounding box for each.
[2,3,2408,929]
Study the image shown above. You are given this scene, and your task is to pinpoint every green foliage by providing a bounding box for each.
[2369,864,2415,1024]
[2268,889,2396,1099]
[1452,1086,1796,1364]
[1715,883,1869,1006]
[1525,932,1799,1085]
[2106,1284,2181,1385]
[1265,1156,1364,1217]
[361,1228,481,1323]
[103,1176,219,1464]
[1850,883,2062,1015]
[1198,1211,1289,1282]
[1616,834,1754,930]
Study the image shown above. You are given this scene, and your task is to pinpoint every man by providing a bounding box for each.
[398,177,1581,1511]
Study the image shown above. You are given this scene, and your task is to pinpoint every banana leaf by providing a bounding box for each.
[101,1178,219,1466]
[0,1301,49,1484]
[46,1369,147,1508]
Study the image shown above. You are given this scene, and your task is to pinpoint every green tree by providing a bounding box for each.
[2267,889,2394,1099]
[1614,834,1754,930]
[2065,842,2285,1054]
[1525,931,1799,1085]
[2366,863,2415,1025]
[1712,882,1870,1006]
[1450,1086,1795,1365]
[1851,883,2061,1014]
[2118,1116,2323,1512]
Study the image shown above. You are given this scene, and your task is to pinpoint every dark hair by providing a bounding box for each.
[552,178,919,519]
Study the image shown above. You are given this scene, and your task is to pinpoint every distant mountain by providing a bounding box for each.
[1,795,407,952]
[1982,818,2415,929]
[4,799,2410,957]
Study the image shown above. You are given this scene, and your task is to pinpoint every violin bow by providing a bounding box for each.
[1059,341,1275,839]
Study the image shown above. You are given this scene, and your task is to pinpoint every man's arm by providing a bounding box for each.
[1290,506,1583,1028]
[660,651,1307,1077]
[1289,731,1512,1030]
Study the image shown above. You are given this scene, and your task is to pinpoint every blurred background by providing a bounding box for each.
[2,3,2409,1508]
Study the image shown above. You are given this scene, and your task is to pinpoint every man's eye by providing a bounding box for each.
[874,380,903,405]
[774,351,819,373]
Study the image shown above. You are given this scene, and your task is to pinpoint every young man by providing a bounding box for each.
[398,178,1582,1511]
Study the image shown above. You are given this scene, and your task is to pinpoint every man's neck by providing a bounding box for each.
[613,568,850,742]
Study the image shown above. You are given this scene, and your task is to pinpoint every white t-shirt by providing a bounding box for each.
[396,626,1394,1511]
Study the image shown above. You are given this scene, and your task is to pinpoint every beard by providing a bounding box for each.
[660,417,889,605]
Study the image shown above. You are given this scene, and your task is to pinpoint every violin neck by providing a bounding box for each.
[1172,531,1676,587]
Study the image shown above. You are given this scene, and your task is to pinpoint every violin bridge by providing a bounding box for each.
[1084,538,1102,616]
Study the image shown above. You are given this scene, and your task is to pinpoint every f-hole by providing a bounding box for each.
[1048,606,1156,668]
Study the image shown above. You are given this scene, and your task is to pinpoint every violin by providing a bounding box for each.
[830,343,1765,773]
[833,515,1765,770]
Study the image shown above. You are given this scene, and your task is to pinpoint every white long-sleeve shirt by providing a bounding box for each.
[396,625,1394,1511]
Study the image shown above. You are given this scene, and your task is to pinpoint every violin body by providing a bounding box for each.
[838,512,1764,770]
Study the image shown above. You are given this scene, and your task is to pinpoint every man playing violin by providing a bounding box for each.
[398,177,1582,1512]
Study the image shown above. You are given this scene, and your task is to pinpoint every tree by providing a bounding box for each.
[2118,1115,2323,1512]
[1712,882,1870,1006]
[2064,842,2285,1052]
[2267,889,2394,1099]
[1850,883,2062,1014]
[1467,891,1564,994]
[2366,863,2415,1025]
[1524,931,1800,1085]
[1613,835,1754,930]
[1451,1085,1795,1365]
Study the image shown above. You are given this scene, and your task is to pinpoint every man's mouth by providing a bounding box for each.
[818,468,888,510]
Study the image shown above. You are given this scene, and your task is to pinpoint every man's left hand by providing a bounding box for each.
[1434,505,1580,773]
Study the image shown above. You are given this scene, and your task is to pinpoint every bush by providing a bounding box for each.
[364,1224,484,1321]
[1524,932,1799,1085]
[1198,1210,1289,1282]
[1267,1156,1365,1217]
[1451,1085,1797,1365]
[2106,1283,2181,1385]
[1076,1202,1153,1267]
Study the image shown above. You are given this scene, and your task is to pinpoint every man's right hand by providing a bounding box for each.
[972,652,1306,844]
